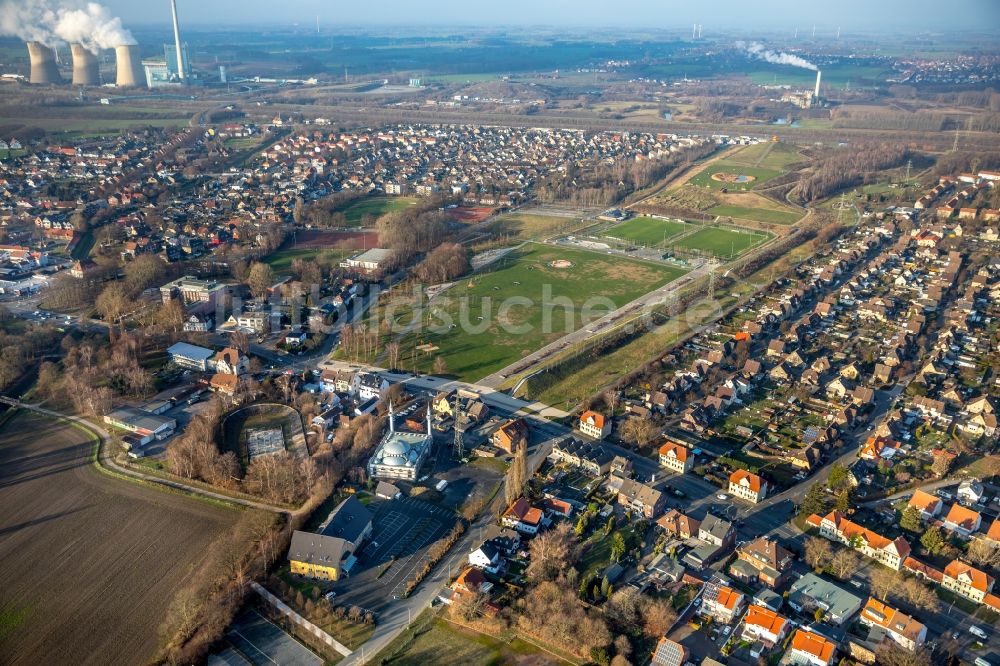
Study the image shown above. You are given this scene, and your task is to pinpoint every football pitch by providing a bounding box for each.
[606,216,689,246]
[672,226,772,259]
[402,242,687,380]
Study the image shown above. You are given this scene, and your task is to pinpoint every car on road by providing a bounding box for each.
[970,625,988,640]
[693,597,701,607]
[324,591,337,601]
[723,626,732,636]
[717,493,729,501]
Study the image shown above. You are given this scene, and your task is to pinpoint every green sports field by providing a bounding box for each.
[606,216,689,246]
[337,196,420,226]
[264,247,351,273]
[672,226,772,259]
[688,163,784,190]
[708,204,803,225]
[403,243,686,380]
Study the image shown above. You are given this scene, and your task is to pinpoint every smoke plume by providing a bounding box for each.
[737,41,817,71]
[0,0,135,52]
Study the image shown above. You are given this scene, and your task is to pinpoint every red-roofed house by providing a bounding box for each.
[789,629,837,666]
[578,411,611,439]
[943,560,994,602]
[742,604,790,646]
[986,518,1000,544]
[943,504,982,538]
[907,489,943,520]
[815,511,910,570]
[656,509,700,539]
[860,597,927,650]
[729,470,767,503]
[501,498,549,535]
[658,441,694,473]
[701,584,746,624]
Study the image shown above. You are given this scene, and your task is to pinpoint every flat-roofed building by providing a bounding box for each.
[103,407,177,445]
[166,341,215,371]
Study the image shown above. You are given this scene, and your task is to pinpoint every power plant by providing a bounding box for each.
[170,0,185,81]
[27,41,63,84]
[115,45,143,87]
[70,43,100,86]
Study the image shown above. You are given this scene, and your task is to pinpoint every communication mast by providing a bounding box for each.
[452,393,464,459]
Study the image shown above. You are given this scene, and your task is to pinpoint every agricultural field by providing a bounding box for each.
[0,410,237,665]
[336,196,420,226]
[605,216,689,247]
[400,243,686,381]
[672,226,772,259]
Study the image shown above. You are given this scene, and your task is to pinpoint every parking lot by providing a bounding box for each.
[333,496,456,611]
[214,609,322,666]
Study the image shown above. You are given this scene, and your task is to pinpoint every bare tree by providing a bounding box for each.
[526,523,578,582]
[804,537,833,571]
[870,567,903,601]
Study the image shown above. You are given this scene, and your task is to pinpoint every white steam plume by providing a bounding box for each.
[0,0,135,52]
[55,3,135,51]
[737,41,817,71]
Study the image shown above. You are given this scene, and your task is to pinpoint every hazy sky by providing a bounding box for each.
[104,0,1000,32]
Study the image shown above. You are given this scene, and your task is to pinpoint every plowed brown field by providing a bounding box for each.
[0,410,237,665]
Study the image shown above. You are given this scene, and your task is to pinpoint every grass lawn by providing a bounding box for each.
[264,246,351,273]
[337,196,420,226]
[708,204,802,225]
[725,142,803,170]
[401,242,686,381]
[672,226,772,259]
[606,216,689,247]
[384,617,565,666]
[483,213,582,241]
[688,162,784,190]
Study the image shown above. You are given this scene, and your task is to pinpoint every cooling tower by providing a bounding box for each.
[115,45,144,87]
[71,43,99,86]
[27,42,63,85]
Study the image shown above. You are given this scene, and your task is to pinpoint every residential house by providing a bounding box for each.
[656,509,700,539]
[354,372,389,401]
[658,441,694,474]
[699,514,736,549]
[501,497,549,535]
[859,597,927,650]
[213,347,248,376]
[809,511,910,570]
[943,503,981,538]
[859,436,900,461]
[729,470,767,503]
[468,540,505,575]
[650,638,688,666]
[789,629,837,666]
[549,439,614,476]
[701,582,746,624]
[733,537,793,588]
[742,604,791,647]
[958,479,985,506]
[578,411,611,439]
[907,489,943,520]
[788,572,863,625]
[942,559,994,602]
[450,567,493,601]
[491,418,529,454]
[607,474,667,519]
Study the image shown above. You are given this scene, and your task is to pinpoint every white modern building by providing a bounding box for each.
[367,404,434,481]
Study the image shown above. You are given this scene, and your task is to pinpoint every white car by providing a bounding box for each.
[723,626,732,636]
[717,493,729,501]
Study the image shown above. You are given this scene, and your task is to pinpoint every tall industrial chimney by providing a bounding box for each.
[170,0,185,81]
[115,45,144,88]
[814,70,822,99]
[27,42,63,85]
[70,43,99,86]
